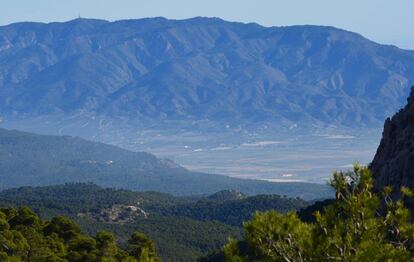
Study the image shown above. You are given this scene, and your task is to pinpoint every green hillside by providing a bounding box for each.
[0,206,160,261]
[0,128,332,200]
[0,183,308,261]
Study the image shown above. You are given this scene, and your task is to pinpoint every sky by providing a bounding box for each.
[1,0,413,50]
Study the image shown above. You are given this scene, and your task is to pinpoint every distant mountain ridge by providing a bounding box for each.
[0,128,332,200]
[1,17,414,130]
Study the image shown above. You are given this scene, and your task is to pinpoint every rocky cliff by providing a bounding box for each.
[371,86,414,194]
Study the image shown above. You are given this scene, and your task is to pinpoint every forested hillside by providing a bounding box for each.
[0,206,160,261]
[0,183,308,261]
[0,128,332,200]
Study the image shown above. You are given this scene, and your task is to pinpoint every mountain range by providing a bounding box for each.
[1,17,414,132]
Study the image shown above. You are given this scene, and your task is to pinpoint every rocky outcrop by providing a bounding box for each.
[371,86,414,194]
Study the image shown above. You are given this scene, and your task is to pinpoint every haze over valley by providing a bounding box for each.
[1,17,412,182]
[2,121,378,183]
[3,1,414,260]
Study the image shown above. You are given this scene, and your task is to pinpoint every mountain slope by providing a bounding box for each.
[0,183,308,226]
[0,128,332,200]
[371,86,414,197]
[0,17,414,129]
[0,183,309,261]
[158,194,308,226]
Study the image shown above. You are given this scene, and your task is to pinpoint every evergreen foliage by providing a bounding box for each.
[0,183,308,227]
[213,165,414,261]
[0,207,160,261]
[0,183,307,261]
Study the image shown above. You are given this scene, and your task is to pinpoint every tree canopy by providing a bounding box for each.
[0,207,160,261]
[215,165,414,262]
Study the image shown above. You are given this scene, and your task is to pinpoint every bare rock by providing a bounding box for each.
[371,86,414,196]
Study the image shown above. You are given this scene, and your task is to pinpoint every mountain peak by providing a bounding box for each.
[0,17,414,130]
[66,17,108,24]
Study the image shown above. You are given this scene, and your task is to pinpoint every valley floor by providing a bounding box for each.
[2,117,381,183]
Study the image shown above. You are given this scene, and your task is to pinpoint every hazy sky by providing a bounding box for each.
[2,0,413,49]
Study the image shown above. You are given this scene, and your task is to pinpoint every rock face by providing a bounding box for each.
[371,86,414,194]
